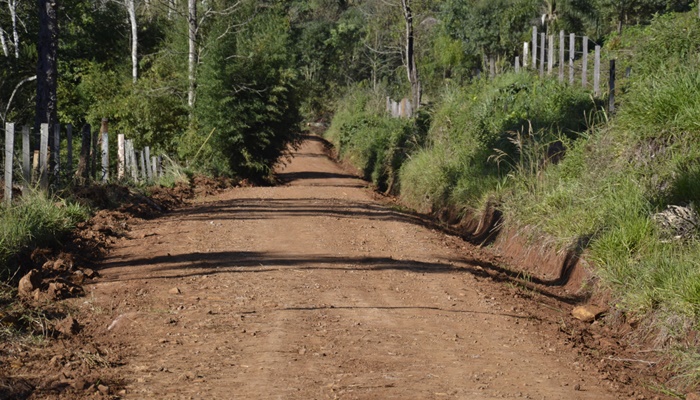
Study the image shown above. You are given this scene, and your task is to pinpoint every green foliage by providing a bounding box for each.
[498,9,700,334]
[400,73,594,213]
[192,6,303,179]
[595,0,693,34]
[326,85,426,192]
[0,192,89,277]
[442,0,538,62]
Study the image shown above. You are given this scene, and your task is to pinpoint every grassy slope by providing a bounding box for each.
[326,10,700,391]
[0,192,89,277]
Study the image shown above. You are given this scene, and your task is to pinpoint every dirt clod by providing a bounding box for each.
[97,384,110,395]
[572,305,608,322]
[18,269,40,297]
[55,316,81,336]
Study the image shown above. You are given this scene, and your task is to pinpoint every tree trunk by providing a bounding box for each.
[36,0,59,130]
[0,28,8,57]
[401,0,420,111]
[9,0,19,58]
[126,0,138,83]
[187,0,197,111]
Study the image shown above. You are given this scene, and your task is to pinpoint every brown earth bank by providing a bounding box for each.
[0,135,673,399]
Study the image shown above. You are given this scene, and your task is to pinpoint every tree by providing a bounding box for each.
[443,0,539,73]
[402,0,421,108]
[126,0,138,82]
[36,0,58,128]
[595,0,692,34]
[187,0,196,109]
[193,3,302,178]
[7,0,21,58]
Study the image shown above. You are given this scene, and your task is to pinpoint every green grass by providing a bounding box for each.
[328,8,700,390]
[154,155,193,189]
[325,84,427,193]
[0,191,89,277]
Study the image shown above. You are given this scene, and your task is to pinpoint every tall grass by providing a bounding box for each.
[0,191,89,277]
[325,84,427,193]
[497,12,700,389]
[329,8,700,390]
[400,73,594,214]
[154,155,193,189]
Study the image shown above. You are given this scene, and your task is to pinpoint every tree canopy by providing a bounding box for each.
[0,0,692,179]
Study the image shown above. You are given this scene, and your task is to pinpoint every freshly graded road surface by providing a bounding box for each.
[87,136,616,399]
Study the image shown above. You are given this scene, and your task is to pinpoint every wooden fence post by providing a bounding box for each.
[39,123,49,191]
[515,56,520,72]
[66,124,73,178]
[101,134,109,183]
[22,126,30,188]
[129,141,138,181]
[100,119,109,182]
[569,33,575,84]
[157,155,163,178]
[138,150,146,180]
[548,34,554,75]
[609,59,616,113]
[124,139,131,179]
[489,56,495,78]
[582,37,589,88]
[32,150,39,184]
[594,45,601,96]
[117,133,125,180]
[151,156,157,179]
[532,26,537,69]
[558,30,565,82]
[144,146,152,181]
[91,124,99,180]
[523,42,529,68]
[539,33,545,77]
[52,123,60,180]
[76,124,91,183]
[5,123,15,204]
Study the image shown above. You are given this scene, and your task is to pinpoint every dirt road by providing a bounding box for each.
[84,136,617,399]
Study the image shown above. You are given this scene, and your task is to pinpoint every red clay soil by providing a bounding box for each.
[1,135,669,399]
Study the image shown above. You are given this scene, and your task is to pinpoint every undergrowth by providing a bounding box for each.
[328,8,700,392]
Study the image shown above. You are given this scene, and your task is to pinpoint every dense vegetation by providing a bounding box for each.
[2,0,700,391]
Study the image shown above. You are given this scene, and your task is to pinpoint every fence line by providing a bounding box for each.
[386,97,414,118]
[507,27,619,115]
[1,119,167,204]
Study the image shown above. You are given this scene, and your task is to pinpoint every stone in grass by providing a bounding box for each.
[572,305,607,323]
[652,204,699,241]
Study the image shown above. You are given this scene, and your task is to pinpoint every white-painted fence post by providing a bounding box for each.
[5,123,15,204]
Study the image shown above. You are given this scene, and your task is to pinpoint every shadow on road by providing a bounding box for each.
[100,250,586,304]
